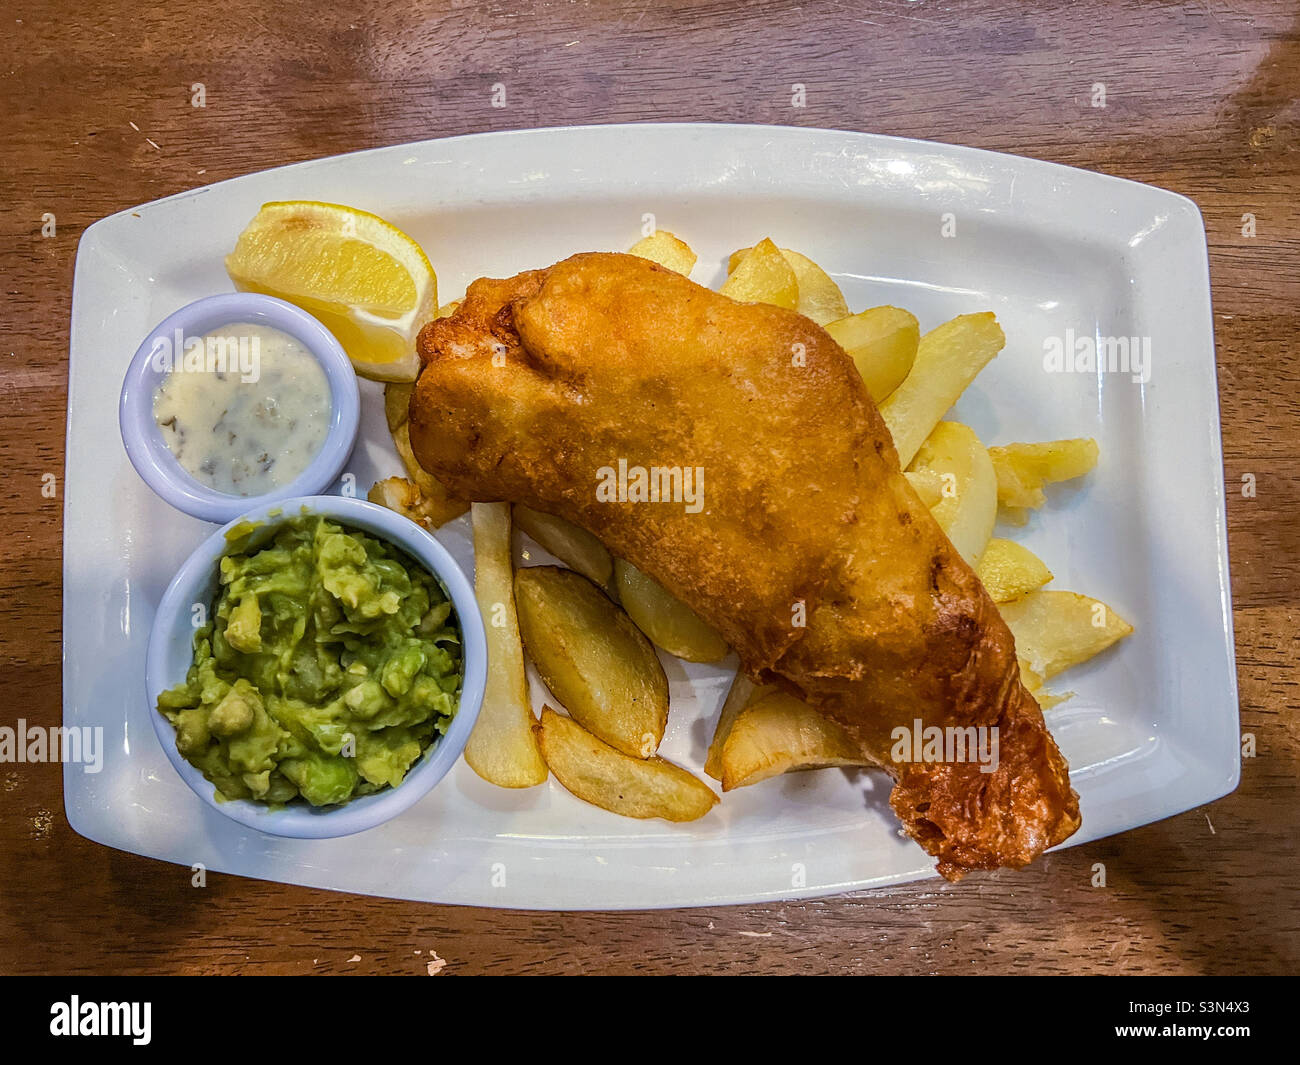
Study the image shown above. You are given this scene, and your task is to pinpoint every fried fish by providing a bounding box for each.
[410,252,1080,878]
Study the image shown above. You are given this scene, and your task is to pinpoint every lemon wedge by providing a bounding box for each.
[225,201,436,382]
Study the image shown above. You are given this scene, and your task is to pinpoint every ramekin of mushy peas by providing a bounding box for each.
[156,509,466,811]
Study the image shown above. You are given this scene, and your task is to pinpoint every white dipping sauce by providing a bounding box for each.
[153,322,331,496]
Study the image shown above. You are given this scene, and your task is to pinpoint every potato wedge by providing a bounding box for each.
[1035,688,1073,710]
[515,566,668,758]
[721,691,868,791]
[465,503,547,787]
[366,475,463,533]
[904,468,945,508]
[879,312,1005,468]
[1001,590,1133,680]
[976,538,1053,602]
[389,420,470,527]
[1019,659,1072,711]
[908,420,997,570]
[780,248,849,324]
[384,381,413,434]
[705,673,777,781]
[720,237,798,310]
[513,504,613,588]
[824,306,920,403]
[613,559,729,663]
[628,230,698,276]
[536,707,718,822]
[990,438,1099,511]
[728,245,848,324]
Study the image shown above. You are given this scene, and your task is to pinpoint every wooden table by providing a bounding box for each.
[2,0,1296,976]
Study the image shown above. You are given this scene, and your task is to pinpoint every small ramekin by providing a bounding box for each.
[145,495,487,839]
[119,293,361,523]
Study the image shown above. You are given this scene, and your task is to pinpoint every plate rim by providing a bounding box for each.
[62,121,1238,910]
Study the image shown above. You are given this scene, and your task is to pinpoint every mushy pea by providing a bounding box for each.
[157,514,462,807]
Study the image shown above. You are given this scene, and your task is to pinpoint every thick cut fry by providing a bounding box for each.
[513,504,613,587]
[385,380,466,527]
[705,673,777,780]
[781,249,849,324]
[391,420,470,527]
[720,237,798,310]
[1018,660,1072,711]
[628,230,697,276]
[990,438,1100,511]
[878,312,1005,469]
[825,306,920,403]
[614,559,729,663]
[729,245,848,324]
[536,707,718,821]
[1001,590,1133,680]
[908,421,997,570]
[367,475,462,533]
[465,503,547,787]
[721,691,869,791]
[514,566,668,757]
[977,538,1054,602]
[904,468,944,508]
[384,382,413,433]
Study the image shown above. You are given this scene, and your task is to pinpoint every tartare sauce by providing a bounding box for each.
[153,322,331,496]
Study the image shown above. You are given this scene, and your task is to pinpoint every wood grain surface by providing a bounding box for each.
[1,0,1297,976]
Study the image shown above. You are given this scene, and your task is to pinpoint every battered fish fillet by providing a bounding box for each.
[410,252,1080,878]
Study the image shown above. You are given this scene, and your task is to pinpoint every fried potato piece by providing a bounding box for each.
[367,475,459,532]
[720,237,798,310]
[1001,590,1133,681]
[1018,660,1072,711]
[879,312,1005,469]
[381,381,467,527]
[728,245,848,324]
[384,381,413,433]
[628,230,698,276]
[908,421,997,570]
[977,538,1054,603]
[515,566,668,757]
[390,421,470,527]
[903,468,944,508]
[614,559,729,663]
[721,691,869,790]
[513,504,613,587]
[824,306,920,403]
[990,438,1099,511]
[536,707,718,821]
[705,672,776,780]
[465,503,548,787]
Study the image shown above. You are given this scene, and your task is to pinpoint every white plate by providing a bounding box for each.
[64,123,1238,909]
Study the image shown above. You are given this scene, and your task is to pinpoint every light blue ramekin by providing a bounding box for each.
[145,495,487,839]
[119,293,361,523]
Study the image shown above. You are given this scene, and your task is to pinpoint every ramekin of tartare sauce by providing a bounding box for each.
[119,293,360,523]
